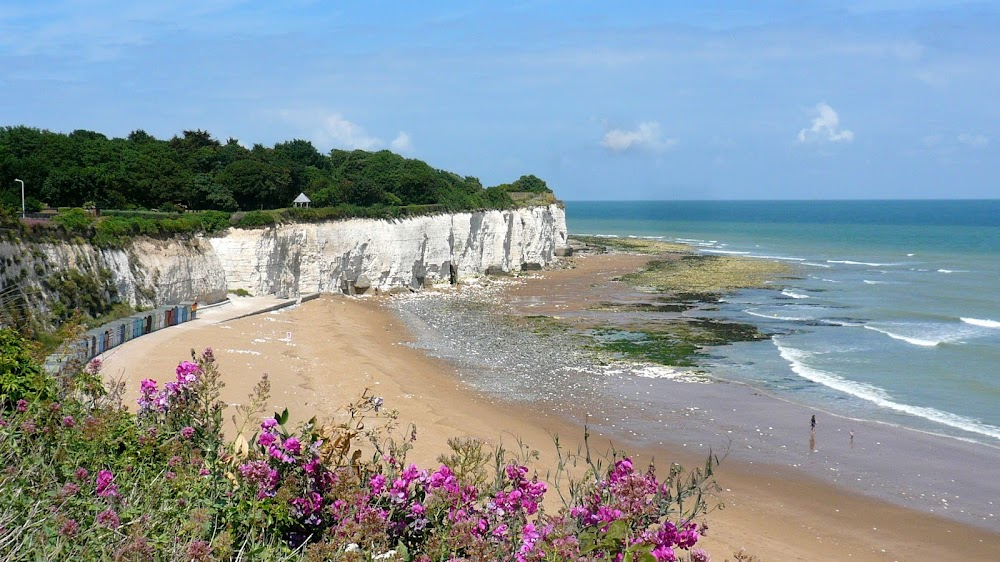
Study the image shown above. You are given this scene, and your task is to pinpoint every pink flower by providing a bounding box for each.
[165,471,176,480]
[261,417,278,430]
[370,473,387,494]
[257,432,276,447]
[75,467,89,480]
[59,519,79,537]
[175,361,201,383]
[95,469,119,498]
[199,468,210,476]
[15,399,27,412]
[96,508,120,529]
[180,426,195,439]
[62,415,75,428]
[139,378,158,394]
[85,358,102,374]
[282,437,301,456]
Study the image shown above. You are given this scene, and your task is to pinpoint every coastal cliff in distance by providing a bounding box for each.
[210,204,567,297]
[0,204,567,328]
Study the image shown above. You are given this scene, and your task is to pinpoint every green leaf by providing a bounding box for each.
[605,519,629,541]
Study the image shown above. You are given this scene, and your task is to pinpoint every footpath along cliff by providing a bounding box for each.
[0,204,567,325]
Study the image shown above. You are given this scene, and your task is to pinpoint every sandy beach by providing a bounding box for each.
[100,254,1000,561]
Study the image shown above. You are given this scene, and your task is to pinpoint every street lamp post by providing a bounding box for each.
[14,179,25,219]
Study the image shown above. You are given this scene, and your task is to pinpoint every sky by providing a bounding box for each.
[1,1,998,200]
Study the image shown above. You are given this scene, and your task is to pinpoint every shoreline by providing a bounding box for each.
[100,257,1000,560]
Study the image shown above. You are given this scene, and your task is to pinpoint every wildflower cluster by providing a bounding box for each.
[137,360,201,415]
[0,333,720,561]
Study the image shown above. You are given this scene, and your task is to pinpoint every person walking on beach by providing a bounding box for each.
[810,414,816,432]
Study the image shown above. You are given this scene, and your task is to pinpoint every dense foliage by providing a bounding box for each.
[0,332,720,561]
[0,126,550,213]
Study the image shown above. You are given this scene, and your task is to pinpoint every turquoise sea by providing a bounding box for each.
[566,200,1000,447]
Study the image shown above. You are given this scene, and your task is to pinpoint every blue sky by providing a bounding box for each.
[2,1,998,200]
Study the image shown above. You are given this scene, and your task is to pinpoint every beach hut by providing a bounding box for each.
[85,329,101,358]
[155,306,172,331]
[180,302,194,323]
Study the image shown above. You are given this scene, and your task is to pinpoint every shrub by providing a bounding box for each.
[52,208,94,233]
[235,210,277,229]
[0,329,54,410]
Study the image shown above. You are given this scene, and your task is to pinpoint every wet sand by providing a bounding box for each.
[100,257,1000,561]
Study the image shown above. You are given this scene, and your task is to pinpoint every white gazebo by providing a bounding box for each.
[293,193,311,208]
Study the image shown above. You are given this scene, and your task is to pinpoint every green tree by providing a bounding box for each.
[0,328,53,409]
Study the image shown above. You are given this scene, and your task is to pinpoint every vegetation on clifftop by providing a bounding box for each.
[0,126,553,214]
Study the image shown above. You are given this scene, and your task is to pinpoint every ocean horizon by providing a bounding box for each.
[565,199,1000,449]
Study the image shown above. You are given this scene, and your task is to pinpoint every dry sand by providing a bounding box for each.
[100,259,1000,561]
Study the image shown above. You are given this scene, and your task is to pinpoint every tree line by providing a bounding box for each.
[0,126,551,213]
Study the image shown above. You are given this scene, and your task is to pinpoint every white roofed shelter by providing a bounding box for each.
[293,193,311,208]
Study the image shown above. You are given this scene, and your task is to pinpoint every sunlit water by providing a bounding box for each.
[567,200,1000,447]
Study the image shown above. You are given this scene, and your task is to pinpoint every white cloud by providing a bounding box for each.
[601,121,677,153]
[390,132,413,153]
[314,113,381,150]
[957,133,989,148]
[278,110,415,153]
[797,102,854,143]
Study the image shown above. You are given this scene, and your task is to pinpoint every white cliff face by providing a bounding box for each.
[0,237,228,311]
[0,205,566,326]
[207,204,567,296]
[128,238,228,305]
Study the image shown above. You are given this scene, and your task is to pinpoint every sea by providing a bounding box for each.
[566,200,1000,449]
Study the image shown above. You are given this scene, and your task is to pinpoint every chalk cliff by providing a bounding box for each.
[209,204,567,296]
[0,205,567,326]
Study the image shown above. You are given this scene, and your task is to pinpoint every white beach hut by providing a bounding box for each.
[293,193,311,208]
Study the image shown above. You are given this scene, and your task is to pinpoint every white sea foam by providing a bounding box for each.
[961,317,1000,329]
[802,262,832,268]
[585,363,712,383]
[862,325,941,347]
[744,309,812,322]
[828,260,899,267]
[746,254,805,262]
[862,322,975,347]
[863,280,889,285]
[781,289,810,299]
[937,269,969,274]
[701,249,751,255]
[774,340,1000,441]
[820,319,864,327]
